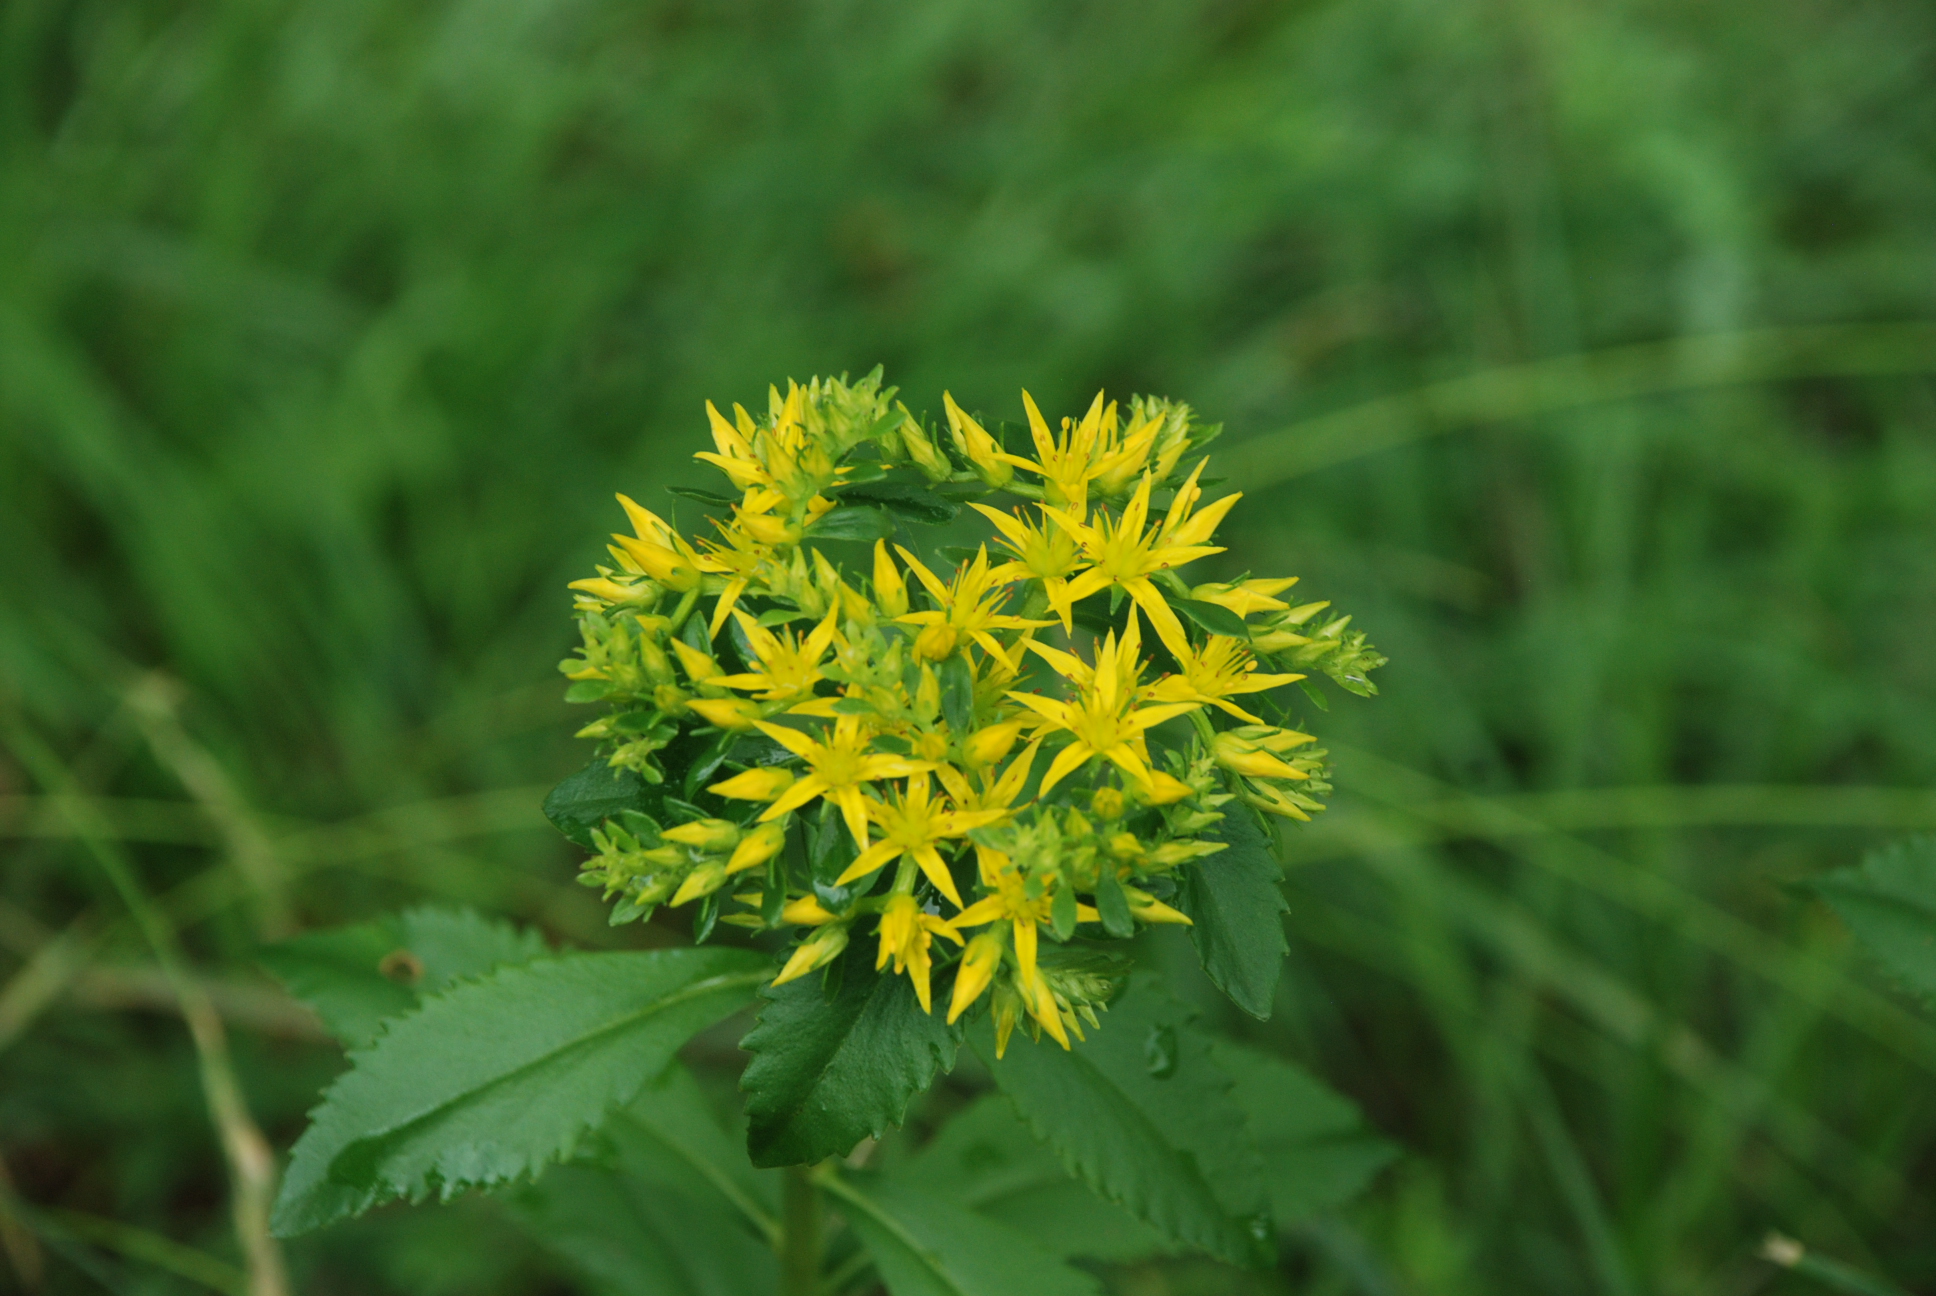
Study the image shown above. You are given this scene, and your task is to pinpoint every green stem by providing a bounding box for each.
[780,1164,823,1296]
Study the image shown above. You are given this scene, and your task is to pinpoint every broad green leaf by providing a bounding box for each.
[739,949,958,1167]
[259,906,548,1048]
[507,1070,776,1296]
[826,1172,1100,1296]
[803,506,898,542]
[907,1094,1170,1263]
[1174,598,1250,639]
[272,948,767,1237]
[977,977,1272,1266]
[622,1063,779,1230]
[544,758,662,849]
[1175,808,1288,1018]
[1211,1042,1396,1222]
[1815,837,1936,1000]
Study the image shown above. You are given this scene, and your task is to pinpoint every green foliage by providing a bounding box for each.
[828,1174,1101,1296]
[1176,808,1290,1019]
[1212,1041,1397,1221]
[903,1095,1173,1262]
[739,948,960,1168]
[505,1068,778,1296]
[545,759,665,850]
[978,978,1273,1267]
[9,0,1936,1290]
[1815,838,1936,1001]
[259,906,549,1048]
[273,948,767,1236]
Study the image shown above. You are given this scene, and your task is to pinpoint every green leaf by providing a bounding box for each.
[803,506,898,542]
[1814,837,1936,1000]
[739,948,959,1167]
[939,654,975,734]
[1094,870,1133,939]
[1173,598,1250,639]
[907,1094,1170,1263]
[544,758,663,849]
[825,1172,1100,1296]
[271,948,767,1237]
[834,480,962,525]
[506,1069,776,1296]
[619,1064,779,1232]
[259,906,549,1049]
[1210,1042,1396,1222]
[976,977,1272,1266]
[1175,808,1288,1019]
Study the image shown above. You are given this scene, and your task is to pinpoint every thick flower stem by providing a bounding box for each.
[780,1164,822,1296]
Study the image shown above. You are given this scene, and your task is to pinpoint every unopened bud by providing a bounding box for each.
[772,924,849,985]
[670,861,729,906]
[727,821,787,874]
[709,766,797,801]
[964,721,1023,768]
[661,818,741,852]
[914,624,959,661]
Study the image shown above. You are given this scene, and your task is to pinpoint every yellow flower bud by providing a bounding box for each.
[1245,782,1315,821]
[947,931,1006,1024]
[737,511,801,547]
[670,861,729,907]
[1090,786,1127,820]
[897,415,951,482]
[661,818,741,852]
[963,721,1022,768]
[684,697,762,731]
[726,820,787,874]
[670,638,722,683]
[567,576,644,604]
[772,923,849,985]
[611,533,701,592]
[1189,577,1298,618]
[914,624,958,661]
[1211,731,1307,781]
[943,392,1013,488]
[991,980,1025,1058]
[709,765,798,801]
[1249,627,1311,654]
[872,540,909,618]
[781,895,842,926]
[1123,885,1193,926]
[1131,771,1194,805]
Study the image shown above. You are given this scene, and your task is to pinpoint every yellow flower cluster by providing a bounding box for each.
[560,370,1382,1053]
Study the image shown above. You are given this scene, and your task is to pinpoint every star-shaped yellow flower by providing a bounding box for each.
[753,716,932,849]
[893,545,1048,667]
[1149,634,1304,723]
[833,773,1008,907]
[1010,612,1199,795]
[970,502,1090,633]
[714,608,839,706]
[948,857,1097,1047]
[1042,463,1240,659]
[876,893,964,1014]
[996,390,1110,512]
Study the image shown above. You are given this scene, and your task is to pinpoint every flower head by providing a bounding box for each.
[555,370,1382,1052]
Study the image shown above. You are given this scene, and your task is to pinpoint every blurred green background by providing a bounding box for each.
[4,0,1936,1291]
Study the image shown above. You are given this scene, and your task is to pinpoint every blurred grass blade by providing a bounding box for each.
[1220,323,1936,487]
